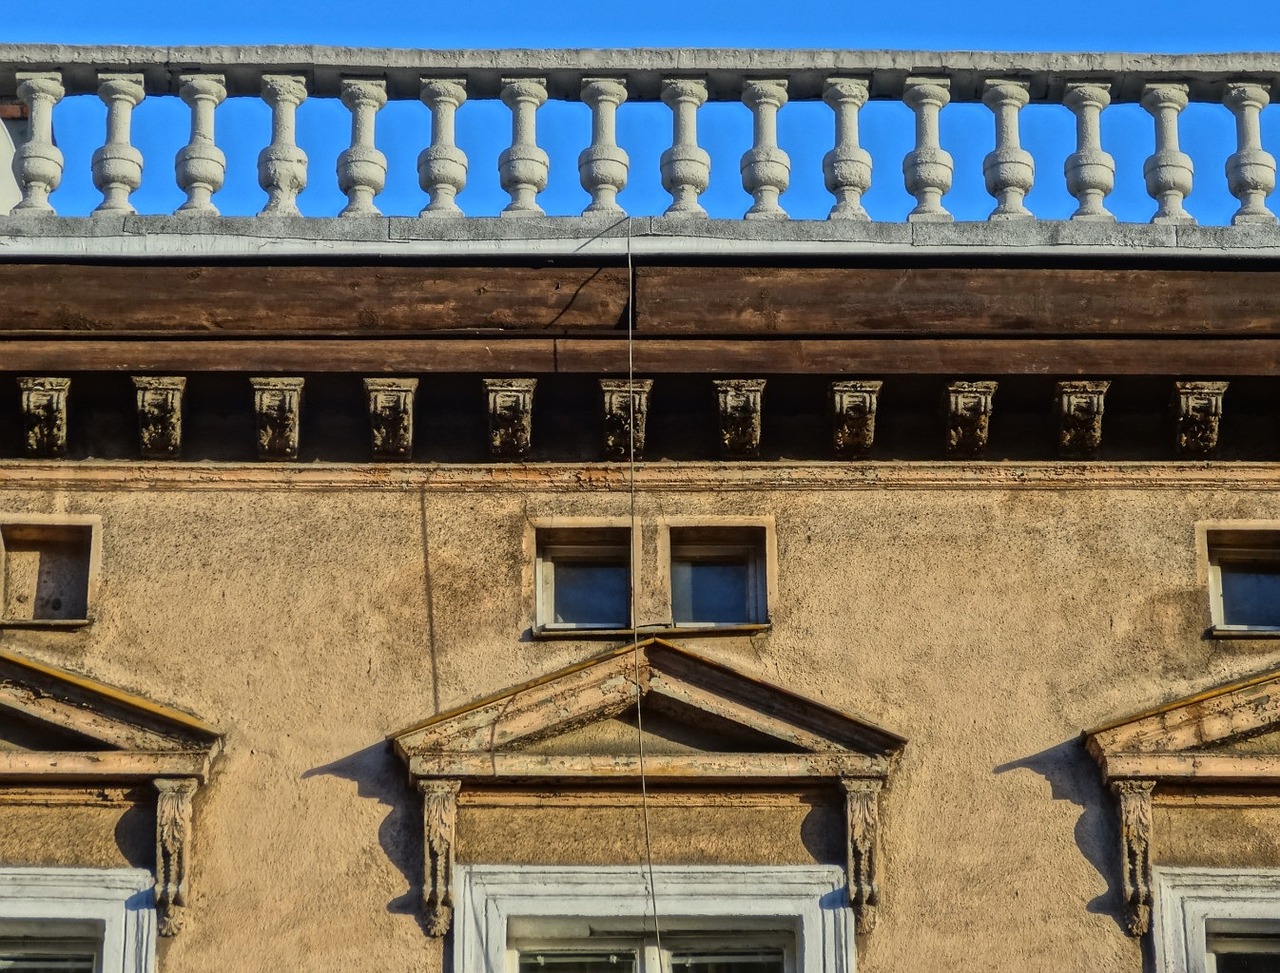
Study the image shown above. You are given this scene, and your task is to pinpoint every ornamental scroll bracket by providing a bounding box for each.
[154,777,199,937]
[1112,778,1155,936]
[841,777,882,934]
[419,778,462,937]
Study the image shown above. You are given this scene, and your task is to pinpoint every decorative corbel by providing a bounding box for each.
[250,377,304,460]
[841,778,882,934]
[484,378,537,459]
[1056,380,1109,459]
[1112,779,1155,936]
[600,378,653,460]
[364,378,418,460]
[133,377,186,459]
[419,778,461,937]
[154,777,198,937]
[1174,381,1228,456]
[944,381,997,457]
[17,377,70,458]
[714,379,766,459]
[831,380,882,459]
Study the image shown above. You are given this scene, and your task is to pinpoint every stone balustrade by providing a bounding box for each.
[1,47,1279,226]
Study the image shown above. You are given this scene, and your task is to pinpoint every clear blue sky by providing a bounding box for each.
[11,0,1280,222]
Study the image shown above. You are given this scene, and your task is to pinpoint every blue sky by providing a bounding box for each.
[10,0,1280,222]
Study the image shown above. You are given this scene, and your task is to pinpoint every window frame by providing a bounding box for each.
[1154,867,1280,973]
[533,524,635,634]
[1203,527,1280,637]
[666,525,771,629]
[0,868,155,973]
[456,864,853,973]
[512,929,796,973]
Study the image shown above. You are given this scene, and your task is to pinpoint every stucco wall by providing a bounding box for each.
[1,466,1279,972]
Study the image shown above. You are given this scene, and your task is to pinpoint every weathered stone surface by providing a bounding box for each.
[714,378,765,458]
[11,72,63,216]
[1173,380,1228,455]
[902,77,952,222]
[579,78,628,217]
[498,78,548,217]
[1056,380,1109,459]
[943,380,996,457]
[1142,84,1195,225]
[484,377,536,458]
[17,376,69,457]
[823,77,871,221]
[258,75,308,216]
[250,376,303,460]
[133,376,186,459]
[830,380,881,458]
[155,777,197,936]
[418,78,468,218]
[420,778,460,937]
[91,73,144,216]
[363,377,417,460]
[175,74,226,216]
[599,378,652,460]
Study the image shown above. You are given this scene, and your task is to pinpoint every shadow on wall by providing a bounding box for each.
[113,800,156,870]
[303,743,425,931]
[994,739,1129,935]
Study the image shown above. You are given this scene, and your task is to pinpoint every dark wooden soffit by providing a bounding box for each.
[5,263,1280,338]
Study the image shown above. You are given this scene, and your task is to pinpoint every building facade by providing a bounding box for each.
[1,45,1279,973]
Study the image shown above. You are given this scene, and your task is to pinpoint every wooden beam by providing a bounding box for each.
[0,750,211,782]
[409,751,888,780]
[3,336,1280,375]
[0,265,629,335]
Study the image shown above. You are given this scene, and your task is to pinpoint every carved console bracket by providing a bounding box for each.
[17,377,70,458]
[714,379,766,458]
[944,381,997,457]
[1174,380,1228,455]
[600,378,653,460]
[419,778,461,937]
[250,377,304,460]
[155,777,199,937]
[841,778,882,933]
[1057,380,1109,459]
[831,380,882,459]
[133,376,186,459]
[364,378,418,460]
[484,378,537,459]
[1112,779,1155,936]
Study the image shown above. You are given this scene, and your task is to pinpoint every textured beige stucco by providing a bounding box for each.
[2,467,1279,972]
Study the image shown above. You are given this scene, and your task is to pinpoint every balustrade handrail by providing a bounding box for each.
[2,46,1279,225]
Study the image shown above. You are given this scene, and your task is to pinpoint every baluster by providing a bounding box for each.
[579,78,629,216]
[418,78,468,218]
[982,79,1034,220]
[1063,83,1116,222]
[1224,83,1277,225]
[741,79,790,219]
[660,78,711,218]
[174,74,226,216]
[822,77,871,221]
[498,77,549,217]
[902,77,953,222]
[337,78,388,217]
[91,73,145,216]
[257,75,308,216]
[1141,84,1195,224]
[10,72,64,216]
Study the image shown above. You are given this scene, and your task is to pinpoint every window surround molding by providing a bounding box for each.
[1153,866,1280,973]
[455,864,855,973]
[0,513,102,629]
[0,867,155,973]
[1195,520,1280,639]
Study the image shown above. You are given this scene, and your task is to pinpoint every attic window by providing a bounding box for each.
[0,519,98,627]
[669,527,767,627]
[536,528,631,631]
[1207,530,1280,636]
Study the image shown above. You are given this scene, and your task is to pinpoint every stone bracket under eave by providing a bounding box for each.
[390,638,905,940]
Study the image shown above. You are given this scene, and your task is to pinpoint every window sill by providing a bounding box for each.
[0,618,92,629]
[1209,625,1280,639]
[532,623,770,641]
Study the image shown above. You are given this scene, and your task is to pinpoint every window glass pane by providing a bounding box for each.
[553,561,629,627]
[670,950,785,973]
[519,952,638,973]
[0,956,96,972]
[1220,564,1280,627]
[672,560,749,624]
[1212,953,1280,973]
[1208,929,1280,972]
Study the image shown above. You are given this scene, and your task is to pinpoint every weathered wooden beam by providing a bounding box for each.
[0,750,212,782]
[408,752,889,779]
[8,337,1280,374]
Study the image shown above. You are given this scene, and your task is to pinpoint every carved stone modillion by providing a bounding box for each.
[831,380,882,458]
[1112,779,1155,937]
[133,376,186,459]
[1174,380,1228,455]
[600,378,653,460]
[419,778,461,937]
[1056,380,1109,459]
[155,777,198,937]
[944,381,996,457]
[364,378,418,460]
[18,377,70,458]
[842,777,882,934]
[250,377,304,460]
[485,378,536,459]
[714,379,766,459]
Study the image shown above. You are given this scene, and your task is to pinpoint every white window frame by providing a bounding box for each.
[1200,526,1280,637]
[666,527,769,628]
[455,864,854,973]
[0,868,155,973]
[535,529,633,632]
[1154,866,1280,973]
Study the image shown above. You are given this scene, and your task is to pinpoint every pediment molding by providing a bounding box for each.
[0,647,222,937]
[1083,665,1280,939]
[391,638,906,940]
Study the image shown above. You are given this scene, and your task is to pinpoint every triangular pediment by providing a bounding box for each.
[393,639,904,783]
[0,647,222,782]
[1084,665,1280,785]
